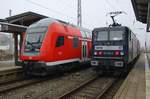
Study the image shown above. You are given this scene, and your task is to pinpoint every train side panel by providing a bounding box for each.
[127,30,139,63]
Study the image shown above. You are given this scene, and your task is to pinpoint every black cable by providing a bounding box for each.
[25,0,76,20]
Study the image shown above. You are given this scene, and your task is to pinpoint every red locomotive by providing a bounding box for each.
[20,18,92,76]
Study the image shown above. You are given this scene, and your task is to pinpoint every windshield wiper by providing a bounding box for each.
[27,41,34,46]
[26,41,35,50]
[27,41,41,50]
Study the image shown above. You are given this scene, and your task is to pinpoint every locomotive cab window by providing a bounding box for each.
[56,36,64,47]
[96,31,108,41]
[73,37,79,48]
[109,30,124,41]
[129,30,131,41]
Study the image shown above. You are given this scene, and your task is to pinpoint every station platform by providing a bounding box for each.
[0,60,23,84]
[0,60,21,71]
[113,53,148,99]
[0,60,15,66]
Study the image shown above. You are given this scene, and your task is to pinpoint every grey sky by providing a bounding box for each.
[0,0,148,47]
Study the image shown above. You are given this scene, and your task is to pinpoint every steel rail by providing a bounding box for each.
[57,77,116,99]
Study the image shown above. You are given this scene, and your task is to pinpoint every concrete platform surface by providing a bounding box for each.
[146,53,150,99]
[113,54,146,99]
[0,60,15,67]
[0,66,22,72]
[0,60,21,71]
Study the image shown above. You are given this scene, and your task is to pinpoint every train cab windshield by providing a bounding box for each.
[24,18,54,55]
[110,30,124,40]
[92,28,126,57]
[95,30,124,41]
[26,27,46,46]
[24,27,47,55]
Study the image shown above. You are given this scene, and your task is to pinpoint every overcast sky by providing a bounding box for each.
[0,0,149,47]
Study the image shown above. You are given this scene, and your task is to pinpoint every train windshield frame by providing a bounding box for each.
[24,27,47,55]
[25,18,55,45]
[24,18,55,55]
[95,30,124,41]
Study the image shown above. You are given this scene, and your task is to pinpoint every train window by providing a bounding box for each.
[56,36,64,47]
[96,31,108,41]
[128,30,131,41]
[73,37,79,48]
[86,32,91,38]
[110,30,123,40]
[26,32,45,43]
[89,32,92,38]
[81,31,87,38]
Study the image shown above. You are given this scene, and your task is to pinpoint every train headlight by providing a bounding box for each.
[98,51,103,55]
[120,51,124,55]
[94,52,98,55]
[115,51,120,56]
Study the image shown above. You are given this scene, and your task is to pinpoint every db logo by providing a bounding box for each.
[58,51,62,55]
[29,57,32,59]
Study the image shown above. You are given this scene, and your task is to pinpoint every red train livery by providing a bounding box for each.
[20,18,92,76]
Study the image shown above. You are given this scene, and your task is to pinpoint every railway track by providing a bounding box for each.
[57,76,116,99]
[0,67,120,99]
[0,68,93,94]
[0,77,50,93]
[0,67,23,84]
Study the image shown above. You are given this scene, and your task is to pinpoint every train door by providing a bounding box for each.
[82,41,88,61]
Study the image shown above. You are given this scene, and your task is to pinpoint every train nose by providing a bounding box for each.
[23,61,48,76]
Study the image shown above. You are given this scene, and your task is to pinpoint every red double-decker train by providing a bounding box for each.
[20,18,92,76]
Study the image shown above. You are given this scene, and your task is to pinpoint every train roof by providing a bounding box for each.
[93,26,130,32]
[55,19,91,32]
[26,18,91,39]
[0,12,91,34]
[29,17,91,32]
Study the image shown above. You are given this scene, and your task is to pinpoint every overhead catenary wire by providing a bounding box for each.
[105,0,117,11]
[104,0,128,27]
[25,0,94,29]
[54,0,77,23]
[25,0,77,22]
[104,0,117,26]
[57,0,75,9]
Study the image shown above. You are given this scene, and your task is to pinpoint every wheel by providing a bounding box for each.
[96,70,104,76]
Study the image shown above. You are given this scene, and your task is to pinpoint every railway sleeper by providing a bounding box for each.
[0,71,23,84]
[75,92,98,99]
[85,86,100,91]
[81,89,98,95]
